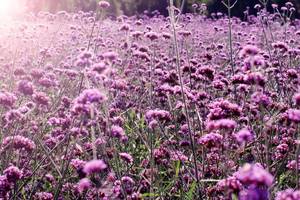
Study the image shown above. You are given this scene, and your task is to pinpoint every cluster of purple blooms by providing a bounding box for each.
[0,0,299,199]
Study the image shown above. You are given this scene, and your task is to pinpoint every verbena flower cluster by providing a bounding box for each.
[0,1,299,199]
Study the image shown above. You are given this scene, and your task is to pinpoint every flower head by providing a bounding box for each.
[235,163,273,187]
[77,178,91,193]
[235,128,254,144]
[83,160,107,175]
[99,1,110,9]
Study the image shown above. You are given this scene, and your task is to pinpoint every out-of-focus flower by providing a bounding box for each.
[0,92,17,107]
[234,163,273,187]
[217,176,242,193]
[272,42,289,52]
[111,125,126,139]
[121,176,135,185]
[145,31,160,41]
[77,178,91,193]
[32,92,50,106]
[235,128,254,144]
[239,186,269,200]
[146,109,171,122]
[83,160,107,175]
[275,189,300,200]
[286,109,300,123]
[198,132,223,148]
[99,1,110,9]
[17,80,34,96]
[2,135,36,152]
[206,119,237,132]
[240,45,260,58]
[75,89,106,105]
[119,152,133,164]
[294,93,300,106]
[34,192,53,200]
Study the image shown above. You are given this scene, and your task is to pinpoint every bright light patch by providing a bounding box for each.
[0,0,24,19]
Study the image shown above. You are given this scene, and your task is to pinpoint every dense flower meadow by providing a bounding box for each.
[0,0,300,199]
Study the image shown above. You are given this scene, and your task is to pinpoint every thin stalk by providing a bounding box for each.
[168,1,202,198]
[90,105,97,160]
[149,128,155,199]
[227,0,234,75]
[87,17,97,51]
[53,134,72,200]
[180,0,186,14]
[296,126,300,189]
[10,138,68,200]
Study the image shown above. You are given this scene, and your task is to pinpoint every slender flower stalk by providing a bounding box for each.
[168,1,202,198]
[222,0,238,75]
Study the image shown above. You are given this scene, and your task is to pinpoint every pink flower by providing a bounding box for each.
[83,160,107,175]
[77,178,91,193]
[235,163,273,187]
[99,1,110,9]
[119,152,133,164]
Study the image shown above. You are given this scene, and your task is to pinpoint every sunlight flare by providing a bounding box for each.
[0,0,24,19]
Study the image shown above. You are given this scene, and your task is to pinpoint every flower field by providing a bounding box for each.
[0,1,300,199]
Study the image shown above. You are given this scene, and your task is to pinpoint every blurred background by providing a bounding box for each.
[25,0,300,18]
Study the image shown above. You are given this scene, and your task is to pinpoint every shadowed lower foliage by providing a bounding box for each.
[0,0,299,199]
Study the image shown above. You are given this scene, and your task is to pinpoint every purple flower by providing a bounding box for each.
[240,45,260,58]
[244,72,266,86]
[70,159,86,171]
[102,51,118,61]
[32,92,50,106]
[0,175,10,198]
[17,80,34,96]
[83,160,107,175]
[235,163,273,187]
[275,189,300,200]
[217,176,242,193]
[206,119,237,132]
[286,109,300,123]
[2,135,36,152]
[75,89,106,105]
[91,62,107,74]
[145,109,171,122]
[208,99,241,120]
[77,178,91,193]
[35,192,53,200]
[272,42,289,52]
[38,77,57,88]
[235,128,254,144]
[145,31,160,41]
[98,0,110,9]
[286,154,300,170]
[294,93,300,106]
[111,125,125,138]
[170,150,188,162]
[251,92,271,106]
[0,92,17,107]
[3,166,22,183]
[148,120,158,129]
[239,186,269,200]
[119,152,133,164]
[197,132,223,148]
[121,176,135,185]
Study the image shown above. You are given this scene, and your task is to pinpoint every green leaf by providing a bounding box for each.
[232,193,238,200]
[175,160,180,178]
[185,181,196,200]
[141,193,160,198]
